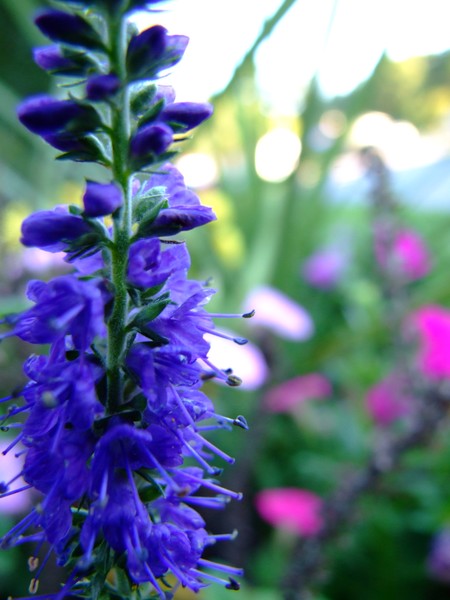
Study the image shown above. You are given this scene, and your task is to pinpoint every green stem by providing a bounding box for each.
[106,11,132,414]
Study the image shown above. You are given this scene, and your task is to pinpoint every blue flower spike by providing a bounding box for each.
[1,0,247,599]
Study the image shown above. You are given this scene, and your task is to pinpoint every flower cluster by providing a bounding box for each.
[0,1,247,598]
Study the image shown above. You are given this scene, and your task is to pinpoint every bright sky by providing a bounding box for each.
[138,0,450,110]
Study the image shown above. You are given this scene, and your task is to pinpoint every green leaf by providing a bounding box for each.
[127,294,171,330]
[131,83,157,116]
[132,185,167,223]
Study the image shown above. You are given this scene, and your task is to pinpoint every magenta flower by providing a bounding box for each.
[301,248,347,290]
[255,488,323,536]
[264,373,331,413]
[365,373,411,426]
[244,286,314,341]
[375,227,431,281]
[409,305,450,379]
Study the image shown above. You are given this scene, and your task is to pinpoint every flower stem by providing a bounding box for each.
[106,10,132,414]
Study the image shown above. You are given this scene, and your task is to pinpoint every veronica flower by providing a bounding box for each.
[0,1,245,598]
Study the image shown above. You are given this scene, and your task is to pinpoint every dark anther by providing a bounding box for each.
[233,415,249,430]
[242,309,255,318]
[225,577,240,591]
[226,375,242,387]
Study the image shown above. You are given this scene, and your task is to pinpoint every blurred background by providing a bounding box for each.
[3,0,450,598]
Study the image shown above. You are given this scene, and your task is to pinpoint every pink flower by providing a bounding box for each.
[301,248,347,290]
[408,305,450,379]
[255,488,323,536]
[365,373,411,426]
[244,286,314,341]
[203,329,268,390]
[375,227,431,281]
[264,373,331,413]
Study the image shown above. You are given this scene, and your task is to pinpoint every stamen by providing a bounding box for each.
[201,359,242,386]
[177,470,242,500]
[0,484,33,499]
[1,510,39,548]
[190,310,255,319]
[173,430,217,474]
[208,530,239,543]
[197,558,244,577]
[2,432,24,455]
[198,326,248,346]
[1,423,23,431]
[4,470,24,488]
[171,385,195,426]
[192,432,235,464]
[190,568,240,590]
[211,414,249,430]
[183,495,230,509]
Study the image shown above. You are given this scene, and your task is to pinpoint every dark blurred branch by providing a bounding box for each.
[281,381,450,600]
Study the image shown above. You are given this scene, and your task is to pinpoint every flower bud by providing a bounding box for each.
[21,208,92,252]
[33,45,96,77]
[18,95,100,136]
[127,25,188,80]
[35,9,104,50]
[86,74,121,101]
[162,102,213,132]
[130,123,173,160]
[83,180,122,217]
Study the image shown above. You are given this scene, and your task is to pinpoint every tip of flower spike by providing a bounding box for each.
[233,415,249,430]
[233,337,248,345]
[226,374,242,387]
[242,309,255,318]
[226,578,241,591]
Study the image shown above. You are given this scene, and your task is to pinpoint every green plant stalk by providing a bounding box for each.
[106,10,132,414]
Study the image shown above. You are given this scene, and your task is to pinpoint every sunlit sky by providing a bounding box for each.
[137,0,450,111]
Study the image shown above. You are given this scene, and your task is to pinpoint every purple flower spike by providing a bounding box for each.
[18,95,100,136]
[86,74,121,101]
[21,207,92,252]
[162,102,213,132]
[35,9,103,50]
[83,180,123,217]
[130,122,173,158]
